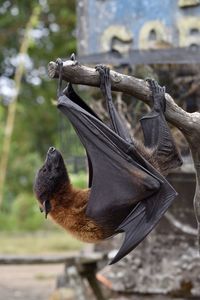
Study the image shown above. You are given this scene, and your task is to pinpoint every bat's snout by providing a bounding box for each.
[48,146,56,154]
[45,147,64,170]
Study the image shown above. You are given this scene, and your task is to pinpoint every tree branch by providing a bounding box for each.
[48,60,199,136]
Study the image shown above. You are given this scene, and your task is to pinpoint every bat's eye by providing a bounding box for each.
[43,168,47,173]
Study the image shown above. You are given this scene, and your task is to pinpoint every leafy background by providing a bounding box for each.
[0,0,87,251]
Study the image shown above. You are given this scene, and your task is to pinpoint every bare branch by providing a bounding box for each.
[48,60,199,136]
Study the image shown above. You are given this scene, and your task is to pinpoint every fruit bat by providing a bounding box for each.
[34,62,182,264]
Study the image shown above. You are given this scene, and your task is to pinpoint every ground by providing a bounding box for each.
[0,264,192,300]
[0,264,64,300]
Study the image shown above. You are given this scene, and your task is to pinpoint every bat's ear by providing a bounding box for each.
[43,199,51,218]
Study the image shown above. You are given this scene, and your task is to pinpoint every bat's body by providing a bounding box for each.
[42,139,163,242]
[34,65,182,264]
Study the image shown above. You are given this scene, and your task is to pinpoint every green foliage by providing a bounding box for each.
[0,0,93,239]
[0,211,13,231]
[11,193,45,231]
[0,170,87,232]
[0,193,44,231]
[70,172,87,189]
[0,231,83,254]
[0,1,86,232]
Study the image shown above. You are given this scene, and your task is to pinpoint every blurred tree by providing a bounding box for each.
[0,0,76,211]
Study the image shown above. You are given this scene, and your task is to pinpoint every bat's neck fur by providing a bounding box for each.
[49,181,105,242]
[134,140,169,176]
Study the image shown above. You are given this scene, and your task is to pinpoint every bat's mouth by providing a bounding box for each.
[40,199,51,218]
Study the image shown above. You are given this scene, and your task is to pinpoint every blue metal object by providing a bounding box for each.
[77,0,200,55]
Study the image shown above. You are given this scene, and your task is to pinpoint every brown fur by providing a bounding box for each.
[49,182,106,242]
[134,140,161,172]
[133,139,177,176]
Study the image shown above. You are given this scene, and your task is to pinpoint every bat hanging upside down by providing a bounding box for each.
[34,63,182,264]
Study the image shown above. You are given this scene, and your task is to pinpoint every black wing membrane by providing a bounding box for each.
[140,111,182,171]
[57,83,177,264]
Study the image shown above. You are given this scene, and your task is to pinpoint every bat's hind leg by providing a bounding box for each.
[140,79,182,175]
[95,64,132,143]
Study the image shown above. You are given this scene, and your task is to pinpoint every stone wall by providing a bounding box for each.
[96,171,200,297]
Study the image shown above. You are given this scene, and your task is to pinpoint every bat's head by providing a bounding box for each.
[33,147,68,218]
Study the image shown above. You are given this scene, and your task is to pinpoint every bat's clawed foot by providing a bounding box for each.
[56,57,63,66]
[95,64,110,80]
[56,57,63,77]
[146,78,166,112]
[146,78,165,95]
[56,58,64,97]
[95,64,111,94]
[95,64,109,72]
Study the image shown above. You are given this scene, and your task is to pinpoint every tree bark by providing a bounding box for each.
[48,59,200,240]
[48,60,200,134]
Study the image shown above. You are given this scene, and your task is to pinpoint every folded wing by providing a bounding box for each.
[57,84,177,264]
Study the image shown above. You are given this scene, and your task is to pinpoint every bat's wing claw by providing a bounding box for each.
[70,53,76,61]
[70,53,78,65]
